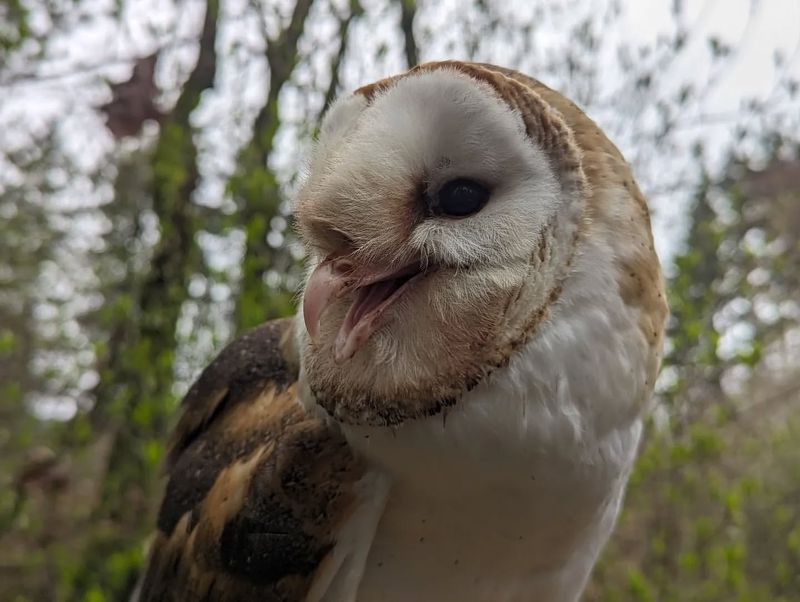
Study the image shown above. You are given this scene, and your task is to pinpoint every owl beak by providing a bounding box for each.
[303,258,353,341]
[303,256,425,362]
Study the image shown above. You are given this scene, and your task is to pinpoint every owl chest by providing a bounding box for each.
[337,278,652,601]
[349,412,638,602]
[341,376,642,602]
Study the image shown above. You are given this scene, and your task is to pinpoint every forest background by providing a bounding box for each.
[1,1,800,600]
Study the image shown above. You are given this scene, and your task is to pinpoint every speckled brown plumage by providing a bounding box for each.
[485,65,668,348]
[138,319,364,602]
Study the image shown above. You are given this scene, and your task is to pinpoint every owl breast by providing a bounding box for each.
[336,231,654,602]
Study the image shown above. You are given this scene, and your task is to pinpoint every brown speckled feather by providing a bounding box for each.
[479,64,668,346]
[138,319,364,602]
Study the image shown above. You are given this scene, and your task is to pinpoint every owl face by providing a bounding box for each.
[296,66,584,426]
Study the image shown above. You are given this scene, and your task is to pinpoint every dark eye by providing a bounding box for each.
[435,178,490,217]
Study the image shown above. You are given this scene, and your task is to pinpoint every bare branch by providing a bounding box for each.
[319,0,364,122]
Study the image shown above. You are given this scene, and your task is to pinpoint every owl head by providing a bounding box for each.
[295,62,590,426]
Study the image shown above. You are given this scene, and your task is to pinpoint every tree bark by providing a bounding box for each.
[72,1,221,597]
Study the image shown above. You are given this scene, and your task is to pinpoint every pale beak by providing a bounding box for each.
[302,256,425,362]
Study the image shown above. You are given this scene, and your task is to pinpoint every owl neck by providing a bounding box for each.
[307,232,646,601]
[341,338,641,601]
[336,234,644,601]
[341,348,641,602]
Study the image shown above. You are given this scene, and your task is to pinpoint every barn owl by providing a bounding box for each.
[137,61,668,602]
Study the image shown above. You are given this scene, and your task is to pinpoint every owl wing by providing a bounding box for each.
[137,319,381,602]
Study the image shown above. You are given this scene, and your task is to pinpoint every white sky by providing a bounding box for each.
[628,0,799,110]
[620,0,800,258]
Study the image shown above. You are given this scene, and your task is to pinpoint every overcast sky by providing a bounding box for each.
[4,0,799,259]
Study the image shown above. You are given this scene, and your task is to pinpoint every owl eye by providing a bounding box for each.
[436,178,490,217]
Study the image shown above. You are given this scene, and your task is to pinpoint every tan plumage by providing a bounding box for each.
[139,62,667,602]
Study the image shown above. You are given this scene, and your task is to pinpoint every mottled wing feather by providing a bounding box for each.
[138,319,365,602]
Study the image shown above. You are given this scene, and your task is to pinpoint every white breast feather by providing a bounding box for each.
[308,222,652,602]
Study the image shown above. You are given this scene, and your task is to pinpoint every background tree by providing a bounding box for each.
[588,147,800,601]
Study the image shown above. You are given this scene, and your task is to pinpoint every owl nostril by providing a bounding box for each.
[327,256,356,276]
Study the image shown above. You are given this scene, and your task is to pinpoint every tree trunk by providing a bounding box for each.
[70,1,221,597]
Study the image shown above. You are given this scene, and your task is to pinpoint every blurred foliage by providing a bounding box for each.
[0,0,799,601]
[0,0,31,53]
[587,151,800,601]
[230,0,314,330]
